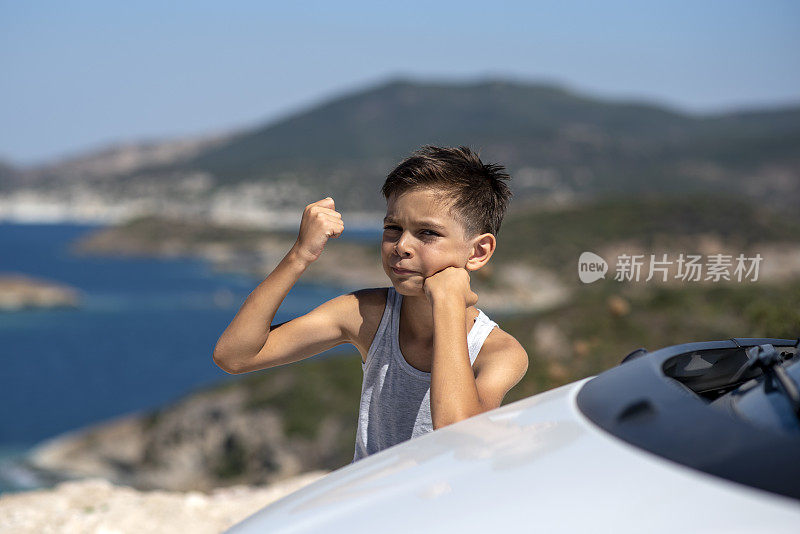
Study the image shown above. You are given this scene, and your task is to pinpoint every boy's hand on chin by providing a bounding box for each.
[422,266,478,308]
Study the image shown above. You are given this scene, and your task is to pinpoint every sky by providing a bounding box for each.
[1,0,798,166]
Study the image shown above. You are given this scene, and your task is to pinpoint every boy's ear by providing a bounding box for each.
[465,233,496,272]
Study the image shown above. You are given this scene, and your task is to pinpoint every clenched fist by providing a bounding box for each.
[291,197,344,264]
[422,266,478,308]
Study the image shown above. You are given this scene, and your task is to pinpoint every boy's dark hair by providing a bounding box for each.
[381,145,512,237]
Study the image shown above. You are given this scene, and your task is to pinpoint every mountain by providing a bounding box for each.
[174,78,800,207]
[10,78,800,214]
[35,133,232,182]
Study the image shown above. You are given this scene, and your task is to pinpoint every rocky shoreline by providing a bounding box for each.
[0,348,365,532]
[68,215,570,315]
[0,273,81,311]
[68,214,389,289]
[15,373,355,494]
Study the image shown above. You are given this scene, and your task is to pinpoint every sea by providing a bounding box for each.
[0,221,381,495]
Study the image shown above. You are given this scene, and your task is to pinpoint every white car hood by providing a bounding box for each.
[227,378,800,533]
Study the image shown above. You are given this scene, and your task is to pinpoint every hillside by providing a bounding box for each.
[9,78,800,218]
[152,79,800,210]
[495,193,800,271]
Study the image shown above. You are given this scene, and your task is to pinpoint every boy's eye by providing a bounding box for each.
[382,226,439,239]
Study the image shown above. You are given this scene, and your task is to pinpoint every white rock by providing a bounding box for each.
[0,471,329,534]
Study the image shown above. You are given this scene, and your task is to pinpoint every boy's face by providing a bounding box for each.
[381,188,476,297]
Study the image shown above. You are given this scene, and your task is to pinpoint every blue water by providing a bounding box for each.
[0,222,381,494]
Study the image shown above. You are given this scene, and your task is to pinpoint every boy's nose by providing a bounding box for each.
[394,236,412,257]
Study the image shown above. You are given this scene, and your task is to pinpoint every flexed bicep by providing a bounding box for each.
[235,293,358,374]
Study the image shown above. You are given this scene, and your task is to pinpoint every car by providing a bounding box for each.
[224,337,800,533]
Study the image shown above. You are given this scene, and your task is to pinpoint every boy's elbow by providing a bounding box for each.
[212,348,242,375]
[215,361,240,375]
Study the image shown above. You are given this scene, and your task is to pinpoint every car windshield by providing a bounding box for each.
[577,338,800,501]
[664,344,800,435]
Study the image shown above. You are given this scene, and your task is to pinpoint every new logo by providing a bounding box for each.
[578,251,608,284]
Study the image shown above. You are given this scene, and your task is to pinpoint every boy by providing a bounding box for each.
[212,145,529,463]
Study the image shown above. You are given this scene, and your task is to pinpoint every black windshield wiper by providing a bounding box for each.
[731,344,800,421]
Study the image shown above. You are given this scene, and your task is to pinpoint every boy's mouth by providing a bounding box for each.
[391,266,417,276]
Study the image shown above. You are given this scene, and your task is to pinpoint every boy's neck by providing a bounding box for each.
[399,292,435,341]
[397,289,478,344]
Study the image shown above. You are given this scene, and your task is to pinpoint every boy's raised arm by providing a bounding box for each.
[212,197,347,374]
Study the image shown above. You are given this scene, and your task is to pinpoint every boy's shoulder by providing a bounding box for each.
[327,286,388,315]
[473,320,528,374]
[350,286,390,305]
[470,322,529,407]
[334,287,390,362]
[342,286,389,321]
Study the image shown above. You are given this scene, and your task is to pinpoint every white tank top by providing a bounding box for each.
[352,286,498,462]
